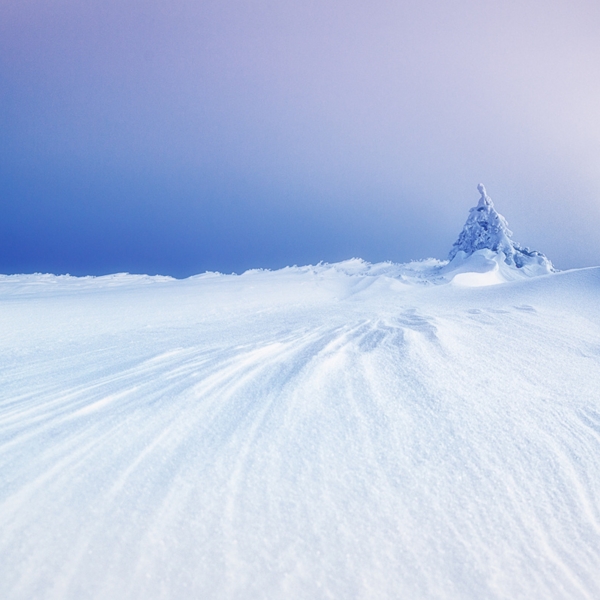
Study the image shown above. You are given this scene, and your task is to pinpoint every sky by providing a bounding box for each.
[1,0,599,276]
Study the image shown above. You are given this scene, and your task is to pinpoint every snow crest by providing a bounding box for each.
[448,184,553,274]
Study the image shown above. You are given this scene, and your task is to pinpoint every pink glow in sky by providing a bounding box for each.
[1,0,599,274]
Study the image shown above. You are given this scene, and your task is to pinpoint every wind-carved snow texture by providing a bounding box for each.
[1,263,600,600]
[449,184,554,274]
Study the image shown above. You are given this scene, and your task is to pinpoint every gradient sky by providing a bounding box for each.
[1,0,599,276]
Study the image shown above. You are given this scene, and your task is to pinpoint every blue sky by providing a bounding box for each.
[1,0,599,276]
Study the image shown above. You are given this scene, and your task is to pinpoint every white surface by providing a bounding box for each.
[1,260,600,599]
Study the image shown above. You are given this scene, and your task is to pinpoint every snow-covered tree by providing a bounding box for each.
[449,184,554,271]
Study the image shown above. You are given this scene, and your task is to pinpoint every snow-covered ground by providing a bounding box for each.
[2,187,599,599]
[1,255,600,599]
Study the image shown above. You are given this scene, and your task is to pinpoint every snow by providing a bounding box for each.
[449,184,554,275]
[1,259,600,599]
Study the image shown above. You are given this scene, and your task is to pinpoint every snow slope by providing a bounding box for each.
[1,260,600,600]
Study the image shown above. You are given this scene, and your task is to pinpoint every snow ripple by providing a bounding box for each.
[1,269,600,599]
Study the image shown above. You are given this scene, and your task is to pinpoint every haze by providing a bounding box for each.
[1,0,599,276]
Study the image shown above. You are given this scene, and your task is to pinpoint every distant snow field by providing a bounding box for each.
[1,188,600,599]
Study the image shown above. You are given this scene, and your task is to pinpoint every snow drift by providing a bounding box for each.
[1,187,599,600]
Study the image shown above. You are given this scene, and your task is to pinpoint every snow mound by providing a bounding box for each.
[448,184,553,276]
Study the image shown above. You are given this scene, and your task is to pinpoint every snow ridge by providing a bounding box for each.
[449,184,553,273]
